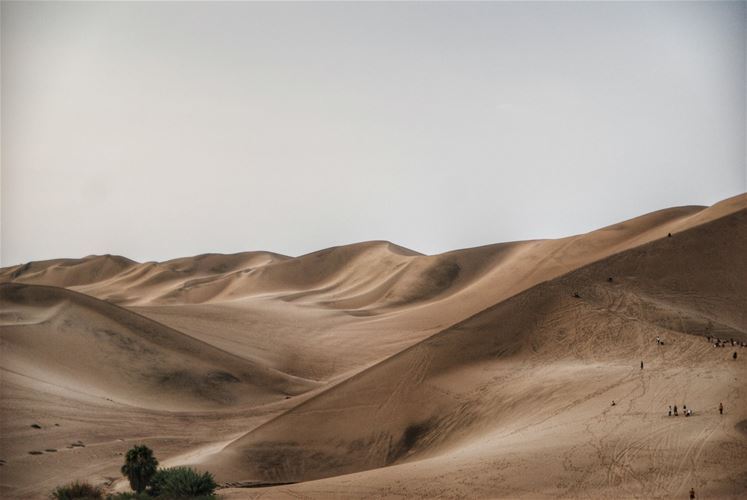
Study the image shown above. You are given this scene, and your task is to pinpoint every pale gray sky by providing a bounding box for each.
[1,1,745,266]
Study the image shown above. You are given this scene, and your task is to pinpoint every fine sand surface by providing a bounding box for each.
[1,193,746,499]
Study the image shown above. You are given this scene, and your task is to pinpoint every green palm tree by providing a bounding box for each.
[121,445,158,493]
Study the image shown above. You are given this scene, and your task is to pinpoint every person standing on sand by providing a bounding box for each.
[668,406,672,416]
[734,352,738,360]
[641,360,644,370]
[690,487,696,499]
[674,404,678,416]
[719,402,724,415]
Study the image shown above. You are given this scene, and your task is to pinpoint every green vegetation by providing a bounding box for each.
[149,467,218,498]
[51,446,219,499]
[121,445,158,494]
[51,480,103,499]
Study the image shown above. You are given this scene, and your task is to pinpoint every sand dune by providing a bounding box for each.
[4,199,733,313]
[0,194,745,499]
[128,195,747,385]
[0,284,316,411]
[205,202,747,486]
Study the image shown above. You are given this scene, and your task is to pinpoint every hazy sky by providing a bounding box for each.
[2,1,745,266]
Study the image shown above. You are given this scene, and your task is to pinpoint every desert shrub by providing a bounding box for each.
[51,480,103,499]
[148,467,217,497]
[121,445,158,493]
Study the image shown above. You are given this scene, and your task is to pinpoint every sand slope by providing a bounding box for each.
[205,203,747,488]
[0,284,315,411]
[0,193,745,499]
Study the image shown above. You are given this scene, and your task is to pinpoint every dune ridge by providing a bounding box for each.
[3,197,738,312]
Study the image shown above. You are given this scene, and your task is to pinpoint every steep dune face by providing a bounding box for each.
[206,206,747,486]
[0,284,316,411]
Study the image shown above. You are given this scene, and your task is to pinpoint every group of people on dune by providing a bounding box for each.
[668,404,695,417]
[708,335,746,349]
[652,335,735,419]
[587,270,741,500]
[668,330,737,499]
[707,336,744,363]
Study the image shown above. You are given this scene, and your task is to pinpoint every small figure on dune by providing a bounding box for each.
[611,400,616,406]
[719,402,723,415]
[690,487,695,499]
[674,404,678,416]
[668,406,672,416]
[640,360,644,370]
[734,352,738,360]
[668,233,672,238]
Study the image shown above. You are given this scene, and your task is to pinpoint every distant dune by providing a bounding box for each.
[1,193,745,499]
